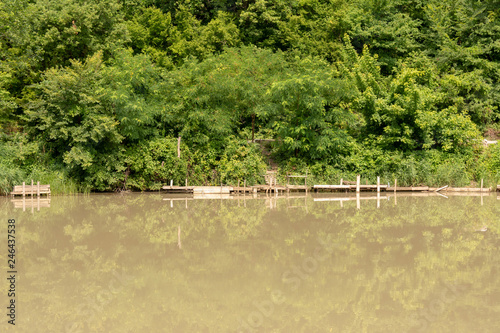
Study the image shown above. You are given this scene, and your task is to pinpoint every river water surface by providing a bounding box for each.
[1,192,499,332]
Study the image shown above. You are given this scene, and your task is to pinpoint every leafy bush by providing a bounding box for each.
[217,137,267,185]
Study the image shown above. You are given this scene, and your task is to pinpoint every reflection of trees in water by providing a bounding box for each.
[1,194,499,332]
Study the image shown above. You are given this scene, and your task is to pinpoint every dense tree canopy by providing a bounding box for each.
[1,0,499,193]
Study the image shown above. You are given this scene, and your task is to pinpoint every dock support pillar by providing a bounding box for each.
[377,176,380,193]
[394,178,397,194]
[356,175,360,193]
[22,182,25,198]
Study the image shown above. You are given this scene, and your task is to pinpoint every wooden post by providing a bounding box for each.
[22,182,25,197]
[37,181,40,197]
[356,174,360,193]
[305,171,308,194]
[238,179,240,194]
[244,179,246,194]
[340,178,343,185]
[170,179,173,188]
[31,179,34,197]
[377,176,380,193]
[177,137,181,158]
[185,178,188,187]
[394,178,397,193]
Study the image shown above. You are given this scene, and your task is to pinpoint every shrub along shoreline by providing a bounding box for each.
[2,135,499,196]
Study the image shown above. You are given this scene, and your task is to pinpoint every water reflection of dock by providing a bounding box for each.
[162,190,495,210]
[11,197,51,212]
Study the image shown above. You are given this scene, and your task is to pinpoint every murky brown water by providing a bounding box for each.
[1,192,499,332]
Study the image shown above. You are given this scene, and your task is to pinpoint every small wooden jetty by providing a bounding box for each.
[11,180,51,197]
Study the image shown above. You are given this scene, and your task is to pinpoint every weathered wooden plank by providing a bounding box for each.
[349,185,388,189]
[446,187,490,192]
[286,185,309,189]
[387,186,428,191]
[192,186,233,194]
[161,186,194,190]
[313,185,351,189]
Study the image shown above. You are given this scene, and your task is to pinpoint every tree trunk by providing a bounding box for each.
[252,113,255,143]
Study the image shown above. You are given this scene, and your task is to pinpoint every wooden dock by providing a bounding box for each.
[160,175,494,195]
[11,180,51,197]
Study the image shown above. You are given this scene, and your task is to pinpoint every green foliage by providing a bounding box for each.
[161,46,289,145]
[217,137,268,185]
[341,37,482,153]
[125,137,189,190]
[270,56,355,163]
[23,51,163,191]
[0,138,25,195]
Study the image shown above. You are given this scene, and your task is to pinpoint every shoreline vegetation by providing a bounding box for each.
[1,1,500,195]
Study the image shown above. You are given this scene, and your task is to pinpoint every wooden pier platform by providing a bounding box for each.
[160,175,494,195]
[11,181,50,197]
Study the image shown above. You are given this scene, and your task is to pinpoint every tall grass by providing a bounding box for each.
[27,166,90,195]
[0,164,25,195]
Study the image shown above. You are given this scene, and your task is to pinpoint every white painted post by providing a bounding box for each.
[356,175,360,193]
[377,176,380,193]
